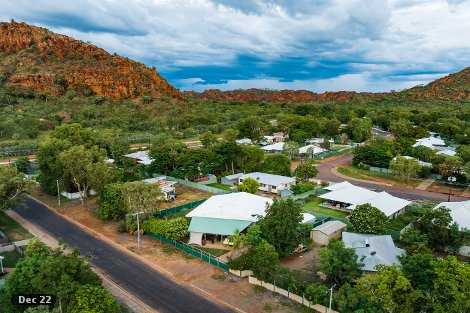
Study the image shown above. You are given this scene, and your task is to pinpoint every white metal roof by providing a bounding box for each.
[186,192,273,221]
[342,232,405,272]
[320,181,411,217]
[305,138,334,144]
[413,136,446,149]
[393,156,432,167]
[224,173,244,181]
[298,145,327,154]
[124,150,153,165]
[434,200,470,230]
[312,220,347,235]
[261,142,285,151]
[239,172,296,186]
[437,149,457,157]
[142,177,177,193]
[301,213,316,223]
[236,138,252,144]
[324,181,354,191]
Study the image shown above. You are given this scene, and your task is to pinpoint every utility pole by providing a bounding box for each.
[129,211,144,250]
[448,176,456,202]
[56,180,61,207]
[328,284,336,312]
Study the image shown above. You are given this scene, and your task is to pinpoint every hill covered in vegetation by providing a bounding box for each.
[185,68,470,103]
[0,21,181,99]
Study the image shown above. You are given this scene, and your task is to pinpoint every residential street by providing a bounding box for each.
[13,197,233,313]
[316,153,467,202]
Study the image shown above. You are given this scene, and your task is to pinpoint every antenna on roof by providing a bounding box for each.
[370,251,376,256]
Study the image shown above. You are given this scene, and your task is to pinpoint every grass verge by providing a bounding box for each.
[337,166,422,188]
[0,211,33,241]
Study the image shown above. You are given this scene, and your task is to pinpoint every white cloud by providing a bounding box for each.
[0,0,469,92]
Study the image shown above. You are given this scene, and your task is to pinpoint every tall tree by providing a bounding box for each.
[282,141,300,160]
[199,131,218,147]
[120,181,163,216]
[349,203,389,235]
[0,167,35,210]
[347,117,372,142]
[258,154,291,176]
[237,145,265,173]
[68,284,122,313]
[259,199,302,257]
[355,265,418,313]
[319,240,364,285]
[251,240,279,282]
[293,162,318,182]
[390,156,420,182]
[59,145,106,205]
[237,177,259,194]
[439,156,463,179]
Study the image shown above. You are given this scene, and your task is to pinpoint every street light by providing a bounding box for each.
[128,211,144,250]
[0,255,4,274]
[448,176,456,202]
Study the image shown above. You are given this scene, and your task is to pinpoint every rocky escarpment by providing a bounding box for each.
[0,22,181,99]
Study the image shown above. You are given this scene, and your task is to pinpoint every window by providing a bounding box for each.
[272,186,276,190]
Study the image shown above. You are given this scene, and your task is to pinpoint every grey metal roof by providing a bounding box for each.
[239,172,295,186]
[342,232,405,272]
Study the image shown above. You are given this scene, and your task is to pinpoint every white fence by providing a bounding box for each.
[248,276,337,313]
[229,269,253,278]
[61,190,96,200]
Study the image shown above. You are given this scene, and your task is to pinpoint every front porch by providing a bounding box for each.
[320,200,353,213]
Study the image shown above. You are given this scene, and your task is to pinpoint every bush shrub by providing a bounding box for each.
[227,248,254,270]
[142,217,189,240]
[291,182,315,195]
[95,183,125,220]
[418,166,432,178]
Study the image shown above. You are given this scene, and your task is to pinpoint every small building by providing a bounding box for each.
[310,220,347,246]
[433,200,470,230]
[413,136,446,150]
[342,232,405,272]
[221,173,243,186]
[236,138,252,145]
[393,156,432,167]
[319,181,411,218]
[273,132,288,142]
[142,177,177,202]
[305,138,334,145]
[186,192,273,245]
[261,135,276,145]
[238,172,296,194]
[437,149,457,157]
[124,150,153,165]
[261,142,285,153]
[298,145,327,157]
[301,213,316,224]
[371,127,393,137]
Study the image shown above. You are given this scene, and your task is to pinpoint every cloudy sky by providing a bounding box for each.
[1,0,470,92]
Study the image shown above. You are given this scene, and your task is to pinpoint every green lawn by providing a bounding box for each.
[337,166,422,188]
[0,250,22,268]
[199,246,230,257]
[388,211,420,231]
[166,208,194,219]
[0,211,33,242]
[301,198,350,219]
[207,183,233,191]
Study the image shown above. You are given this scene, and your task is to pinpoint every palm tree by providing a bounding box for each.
[228,229,246,257]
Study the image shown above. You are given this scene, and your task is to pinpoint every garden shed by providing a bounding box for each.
[310,220,347,246]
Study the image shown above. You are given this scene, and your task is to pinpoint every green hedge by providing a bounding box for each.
[142,217,189,240]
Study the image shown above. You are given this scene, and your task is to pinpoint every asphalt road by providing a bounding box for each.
[14,197,233,313]
[316,153,467,202]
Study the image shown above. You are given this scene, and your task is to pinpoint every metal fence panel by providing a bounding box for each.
[146,232,229,271]
[155,198,208,218]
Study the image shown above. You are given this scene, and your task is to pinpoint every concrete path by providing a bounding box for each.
[415,178,435,191]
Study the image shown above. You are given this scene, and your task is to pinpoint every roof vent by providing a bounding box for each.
[256,177,260,180]
[365,239,370,247]
[370,251,376,256]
